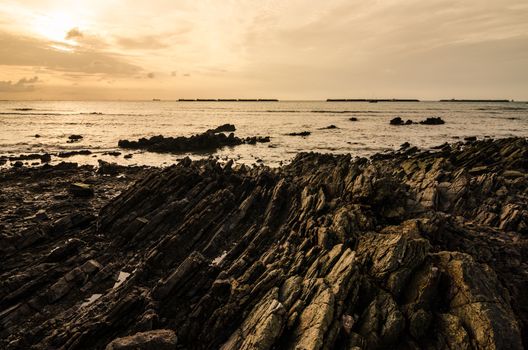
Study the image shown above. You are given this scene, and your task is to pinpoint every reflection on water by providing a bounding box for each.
[1,100,527,167]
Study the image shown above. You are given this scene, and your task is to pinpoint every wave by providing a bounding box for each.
[0,112,151,117]
[262,110,385,114]
[0,112,65,116]
[476,106,528,111]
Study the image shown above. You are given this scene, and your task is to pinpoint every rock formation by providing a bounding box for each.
[390,117,445,126]
[118,126,270,153]
[1,138,527,349]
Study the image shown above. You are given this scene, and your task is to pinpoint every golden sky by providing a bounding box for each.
[1,0,527,100]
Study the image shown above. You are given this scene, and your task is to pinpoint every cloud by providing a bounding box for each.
[116,35,169,50]
[65,27,83,40]
[0,76,39,92]
[0,31,142,76]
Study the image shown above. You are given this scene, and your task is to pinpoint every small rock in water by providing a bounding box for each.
[320,125,338,130]
[390,117,404,125]
[419,117,445,125]
[104,151,122,157]
[287,131,311,136]
[68,134,83,141]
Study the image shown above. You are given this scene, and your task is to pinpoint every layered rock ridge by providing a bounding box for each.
[1,138,527,349]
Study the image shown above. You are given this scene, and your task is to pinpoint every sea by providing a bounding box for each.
[1,100,527,167]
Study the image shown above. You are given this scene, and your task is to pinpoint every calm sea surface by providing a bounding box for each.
[1,100,527,167]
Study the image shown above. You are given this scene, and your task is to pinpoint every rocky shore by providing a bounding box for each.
[0,138,527,349]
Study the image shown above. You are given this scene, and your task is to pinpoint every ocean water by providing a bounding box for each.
[1,100,527,167]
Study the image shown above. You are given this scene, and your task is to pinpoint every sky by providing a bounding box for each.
[0,0,527,100]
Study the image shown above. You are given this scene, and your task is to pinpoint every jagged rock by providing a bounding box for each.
[105,329,177,350]
[207,124,236,133]
[1,138,527,349]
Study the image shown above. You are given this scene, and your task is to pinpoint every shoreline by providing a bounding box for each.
[0,137,527,349]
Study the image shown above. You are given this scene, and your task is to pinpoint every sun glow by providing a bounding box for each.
[32,11,82,44]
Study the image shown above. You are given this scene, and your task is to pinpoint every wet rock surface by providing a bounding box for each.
[118,125,270,153]
[1,137,527,349]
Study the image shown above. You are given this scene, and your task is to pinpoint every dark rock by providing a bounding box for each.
[34,134,41,138]
[207,124,236,133]
[57,150,92,158]
[124,154,133,159]
[287,131,311,136]
[68,134,83,141]
[69,182,94,197]
[40,153,52,163]
[464,136,477,142]
[104,151,122,157]
[349,117,358,121]
[35,209,49,221]
[419,117,445,125]
[320,125,338,130]
[390,117,404,125]
[98,160,122,175]
[12,161,23,168]
[118,126,269,153]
